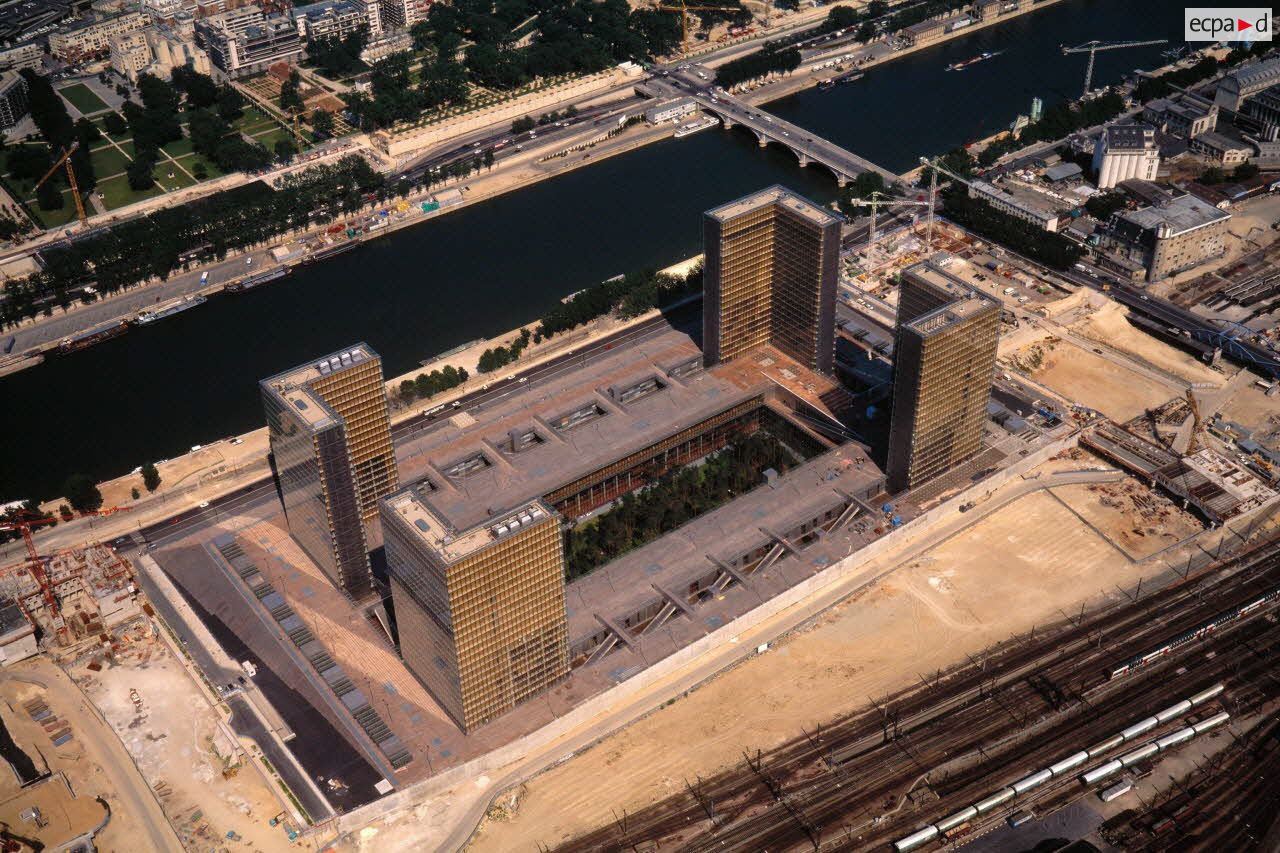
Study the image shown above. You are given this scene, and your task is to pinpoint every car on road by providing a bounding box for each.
[782,131,789,137]
[230,438,243,445]
[198,501,210,509]
[246,258,253,266]
[518,377,528,383]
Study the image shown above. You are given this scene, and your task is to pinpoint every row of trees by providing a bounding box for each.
[0,155,386,328]
[345,51,469,129]
[512,105,577,133]
[564,430,800,579]
[1200,162,1260,185]
[535,265,701,340]
[715,45,801,89]
[396,363,469,403]
[942,189,1082,270]
[477,327,531,372]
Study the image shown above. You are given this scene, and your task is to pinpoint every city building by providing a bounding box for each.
[196,4,302,75]
[1214,56,1280,112]
[644,97,696,125]
[48,9,145,62]
[1096,188,1231,281]
[108,28,148,78]
[702,185,840,374]
[381,492,569,733]
[967,178,1063,231]
[375,0,415,30]
[1188,130,1253,167]
[886,258,1000,493]
[1236,82,1280,141]
[141,0,183,23]
[112,24,212,81]
[1092,123,1160,190]
[0,0,72,46]
[260,343,398,599]
[974,0,1030,20]
[901,18,943,47]
[359,30,409,64]
[378,316,875,731]
[293,0,366,41]
[0,71,29,129]
[0,42,43,72]
[1142,93,1218,139]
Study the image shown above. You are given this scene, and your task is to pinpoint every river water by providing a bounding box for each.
[3,0,1184,501]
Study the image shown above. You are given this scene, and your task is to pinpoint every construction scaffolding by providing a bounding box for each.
[0,545,140,645]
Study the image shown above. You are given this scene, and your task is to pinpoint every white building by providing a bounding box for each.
[967,179,1061,232]
[0,42,44,72]
[644,98,696,125]
[1092,124,1160,190]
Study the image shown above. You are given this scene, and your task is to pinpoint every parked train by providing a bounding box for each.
[1109,586,1280,680]
[892,685,1226,852]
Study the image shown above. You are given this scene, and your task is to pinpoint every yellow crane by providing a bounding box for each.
[656,0,737,56]
[33,141,87,226]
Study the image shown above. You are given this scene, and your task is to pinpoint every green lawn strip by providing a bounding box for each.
[29,193,81,228]
[89,145,132,178]
[57,83,110,115]
[154,159,198,191]
[96,173,164,209]
[175,154,225,180]
[162,136,195,158]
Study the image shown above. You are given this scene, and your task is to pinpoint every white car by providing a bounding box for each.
[198,501,210,509]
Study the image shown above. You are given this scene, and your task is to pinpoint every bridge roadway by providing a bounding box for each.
[649,73,901,186]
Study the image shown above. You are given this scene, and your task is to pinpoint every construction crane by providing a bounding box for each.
[918,155,976,249]
[0,510,66,640]
[1061,39,1169,99]
[1185,388,1203,456]
[33,141,87,227]
[656,0,738,56]
[0,505,131,643]
[842,190,932,246]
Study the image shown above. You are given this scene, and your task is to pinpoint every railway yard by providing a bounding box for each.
[548,535,1280,853]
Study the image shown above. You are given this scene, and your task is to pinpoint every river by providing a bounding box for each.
[2,0,1185,501]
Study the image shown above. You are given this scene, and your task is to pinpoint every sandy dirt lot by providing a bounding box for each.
[1050,477,1204,561]
[468,475,1159,851]
[1219,381,1280,451]
[1013,339,1174,421]
[1068,302,1225,386]
[68,628,303,853]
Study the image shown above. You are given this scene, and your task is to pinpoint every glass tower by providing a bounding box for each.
[703,186,840,373]
[887,262,1000,493]
[381,487,569,732]
[261,343,398,598]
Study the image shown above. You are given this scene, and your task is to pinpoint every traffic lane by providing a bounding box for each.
[132,562,243,687]
[227,694,335,823]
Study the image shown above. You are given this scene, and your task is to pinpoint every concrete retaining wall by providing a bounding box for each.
[337,428,1082,832]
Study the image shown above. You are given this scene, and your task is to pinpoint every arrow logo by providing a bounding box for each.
[1239,17,1253,29]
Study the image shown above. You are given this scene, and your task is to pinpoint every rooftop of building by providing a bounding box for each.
[1044,162,1083,182]
[969,179,1061,220]
[1115,190,1231,235]
[704,184,839,229]
[0,597,30,638]
[564,443,883,644]
[55,8,140,31]
[384,487,555,564]
[1104,123,1156,151]
[260,342,378,429]
[388,326,843,534]
[294,0,359,17]
[1192,129,1252,151]
[1223,56,1280,91]
[901,257,998,335]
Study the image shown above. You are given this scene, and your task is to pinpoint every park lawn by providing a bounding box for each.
[233,105,271,130]
[162,136,195,158]
[30,193,81,228]
[96,173,164,210]
[58,83,109,115]
[176,154,224,180]
[90,145,132,178]
[252,128,295,151]
[155,161,198,190]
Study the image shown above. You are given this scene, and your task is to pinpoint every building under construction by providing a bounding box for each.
[0,544,140,648]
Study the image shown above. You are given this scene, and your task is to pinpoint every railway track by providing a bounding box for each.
[552,539,1280,853]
